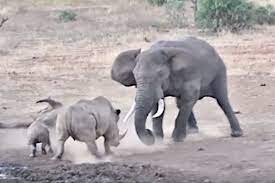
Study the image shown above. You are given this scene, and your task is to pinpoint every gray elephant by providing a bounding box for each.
[52,96,126,160]
[111,36,243,145]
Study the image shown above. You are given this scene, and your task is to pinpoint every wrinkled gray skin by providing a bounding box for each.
[27,98,62,157]
[111,36,243,145]
[0,98,62,157]
[27,121,53,157]
[52,96,123,160]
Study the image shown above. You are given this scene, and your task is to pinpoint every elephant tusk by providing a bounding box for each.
[152,99,165,118]
[122,101,136,123]
[119,129,128,141]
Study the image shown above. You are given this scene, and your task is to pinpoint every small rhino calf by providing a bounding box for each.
[52,96,126,160]
[28,98,62,157]
[27,121,53,157]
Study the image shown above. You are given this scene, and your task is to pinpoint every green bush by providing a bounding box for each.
[253,5,275,25]
[196,0,275,32]
[147,0,167,6]
[196,0,255,32]
[59,10,77,22]
[165,0,187,28]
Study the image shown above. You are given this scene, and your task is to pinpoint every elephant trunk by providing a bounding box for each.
[134,84,155,145]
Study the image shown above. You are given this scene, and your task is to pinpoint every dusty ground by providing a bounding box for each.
[0,0,275,182]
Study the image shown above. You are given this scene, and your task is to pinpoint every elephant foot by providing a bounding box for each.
[153,132,164,143]
[187,127,199,134]
[172,130,186,143]
[231,129,243,137]
[139,129,155,145]
[51,156,61,161]
[155,137,164,144]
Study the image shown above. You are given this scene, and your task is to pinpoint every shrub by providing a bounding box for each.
[196,0,255,32]
[59,10,77,22]
[253,5,275,25]
[147,0,167,6]
[196,0,275,32]
[165,0,187,28]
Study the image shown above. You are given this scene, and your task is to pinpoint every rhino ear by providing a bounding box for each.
[111,49,141,87]
[115,109,121,116]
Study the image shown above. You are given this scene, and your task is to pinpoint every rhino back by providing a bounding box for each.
[74,96,117,136]
[27,122,49,145]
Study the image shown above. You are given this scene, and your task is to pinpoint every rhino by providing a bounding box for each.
[27,98,62,157]
[52,96,127,160]
[0,97,62,157]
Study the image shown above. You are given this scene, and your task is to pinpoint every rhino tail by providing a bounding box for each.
[0,121,32,129]
[36,97,63,109]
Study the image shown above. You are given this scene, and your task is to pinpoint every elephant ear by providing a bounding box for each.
[111,49,141,87]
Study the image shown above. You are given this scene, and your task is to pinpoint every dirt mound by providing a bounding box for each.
[0,162,210,183]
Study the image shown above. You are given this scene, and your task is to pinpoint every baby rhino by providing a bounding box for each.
[28,98,62,157]
[52,96,126,160]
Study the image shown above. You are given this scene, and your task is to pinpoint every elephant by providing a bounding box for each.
[52,96,127,160]
[111,36,243,145]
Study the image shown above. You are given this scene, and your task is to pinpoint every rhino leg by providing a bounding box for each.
[52,139,67,160]
[48,140,53,154]
[104,138,113,155]
[41,143,47,155]
[86,141,101,159]
[29,143,36,157]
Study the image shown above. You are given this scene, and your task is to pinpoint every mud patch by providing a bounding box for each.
[0,162,210,183]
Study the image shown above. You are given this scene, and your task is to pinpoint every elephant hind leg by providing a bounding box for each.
[212,73,243,137]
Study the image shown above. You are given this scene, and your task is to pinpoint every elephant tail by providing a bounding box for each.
[36,97,63,109]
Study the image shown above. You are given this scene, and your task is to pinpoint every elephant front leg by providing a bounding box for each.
[151,102,165,140]
[173,92,199,142]
[187,111,199,134]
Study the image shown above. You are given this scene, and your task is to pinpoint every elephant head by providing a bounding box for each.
[111,49,141,87]
[111,48,175,145]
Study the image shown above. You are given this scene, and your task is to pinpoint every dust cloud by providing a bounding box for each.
[0,97,227,164]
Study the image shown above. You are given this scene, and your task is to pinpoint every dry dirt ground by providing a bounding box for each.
[0,0,275,182]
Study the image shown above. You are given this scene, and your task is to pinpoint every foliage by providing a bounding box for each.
[147,0,167,6]
[253,5,275,25]
[165,0,187,28]
[196,0,275,32]
[58,10,77,22]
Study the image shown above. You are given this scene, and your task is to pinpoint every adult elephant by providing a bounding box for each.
[111,37,243,145]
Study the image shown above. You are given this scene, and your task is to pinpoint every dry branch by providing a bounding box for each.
[0,17,8,28]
